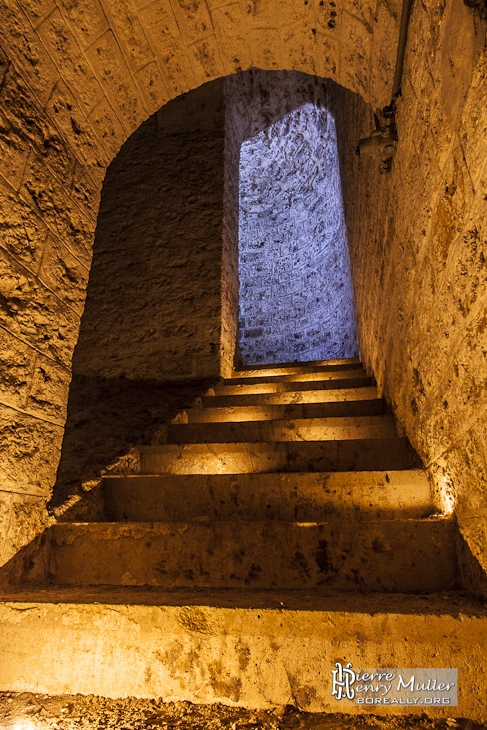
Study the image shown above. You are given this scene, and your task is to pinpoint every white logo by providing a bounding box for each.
[331,662,356,700]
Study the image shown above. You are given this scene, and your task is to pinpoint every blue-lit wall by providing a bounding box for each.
[232,71,358,365]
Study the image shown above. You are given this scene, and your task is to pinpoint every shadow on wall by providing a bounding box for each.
[71,81,228,386]
[50,81,229,509]
[49,376,213,511]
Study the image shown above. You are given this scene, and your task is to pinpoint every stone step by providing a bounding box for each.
[215,375,372,396]
[1,588,484,717]
[202,385,379,408]
[167,415,397,444]
[38,518,457,592]
[102,471,434,522]
[186,398,386,423]
[233,361,363,378]
[138,438,422,475]
[226,368,367,385]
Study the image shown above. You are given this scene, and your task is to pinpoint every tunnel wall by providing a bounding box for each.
[52,79,240,511]
[0,43,101,567]
[336,0,487,594]
[56,70,357,509]
[1,0,487,599]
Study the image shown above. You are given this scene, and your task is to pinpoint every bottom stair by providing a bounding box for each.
[0,587,486,719]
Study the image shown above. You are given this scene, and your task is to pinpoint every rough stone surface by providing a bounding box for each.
[55,71,359,516]
[102,471,434,523]
[234,71,358,364]
[0,591,486,718]
[139,438,422,476]
[166,415,397,443]
[203,386,380,408]
[0,38,99,564]
[42,518,457,592]
[0,360,477,717]
[0,403,64,496]
[50,79,241,513]
[0,491,49,567]
[222,78,242,374]
[186,399,385,422]
[0,0,399,563]
[335,0,487,594]
[50,378,216,512]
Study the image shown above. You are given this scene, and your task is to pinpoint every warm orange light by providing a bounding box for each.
[434,472,456,516]
[13,720,39,730]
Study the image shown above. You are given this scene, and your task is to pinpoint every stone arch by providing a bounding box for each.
[50,69,364,507]
[2,0,400,158]
[0,0,397,558]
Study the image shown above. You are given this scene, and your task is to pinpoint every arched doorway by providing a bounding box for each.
[51,70,363,507]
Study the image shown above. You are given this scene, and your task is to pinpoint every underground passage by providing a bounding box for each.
[0,0,487,726]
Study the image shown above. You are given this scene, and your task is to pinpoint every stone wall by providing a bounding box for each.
[232,70,357,364]
[52,79,241,509]
[1,0,399,137]
[57,70,353,505]
[0,41,101,566]
[336,0,487,593]
[221,80,242,376]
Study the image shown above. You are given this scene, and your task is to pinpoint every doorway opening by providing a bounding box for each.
[53,72,361,506]
[233,71,358,365]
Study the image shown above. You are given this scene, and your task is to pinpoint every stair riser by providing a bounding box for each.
[138,439,422,475]
[103,471,434,522]
[226,370,366,385]
[2,596,485,719]
[186,399,385,423]
[202,386,379,407]
[215,377,373,396]
[233,361,361,377]
[47,521,457,593]
[167,416,397,444]
[237,356,361,371]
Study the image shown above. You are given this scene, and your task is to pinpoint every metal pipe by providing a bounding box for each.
[356,0,414,170]
[391,0,415,103]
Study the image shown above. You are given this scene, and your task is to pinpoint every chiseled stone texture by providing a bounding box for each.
[233,70,358,364]
[52,81,236,511]
[337,0,487,593]
[0,491,51,567]
[0,38,98,565]
[222,80,242,374]
[1,0,398,141]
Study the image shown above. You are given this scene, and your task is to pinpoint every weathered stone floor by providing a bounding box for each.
[0,694,481,730]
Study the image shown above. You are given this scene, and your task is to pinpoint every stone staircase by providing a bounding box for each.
[1,358,487,719]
